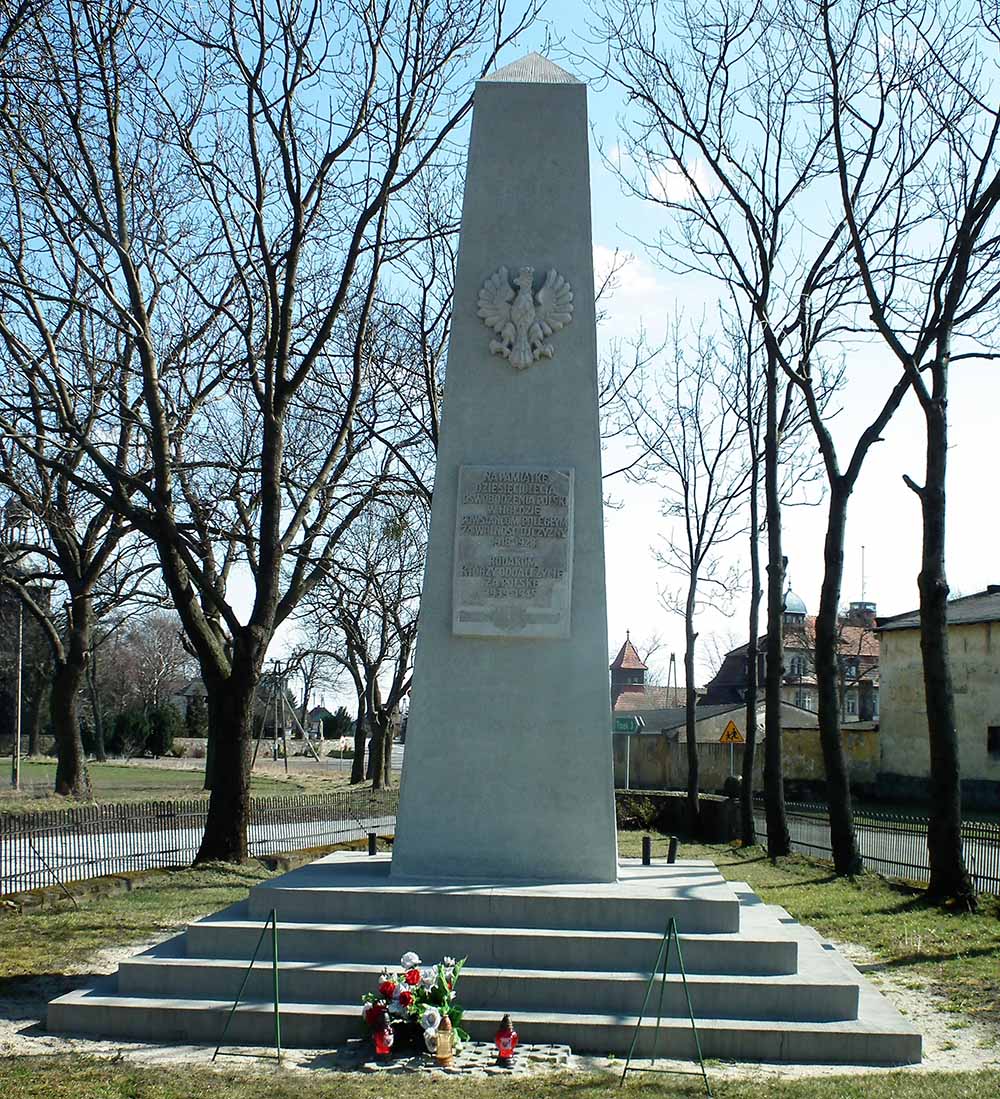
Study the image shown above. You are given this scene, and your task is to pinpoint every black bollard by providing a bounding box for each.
[667,835,678,863]
[368,832,378,856]
[641,835,652,866]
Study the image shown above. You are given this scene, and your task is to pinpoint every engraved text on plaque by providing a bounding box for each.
[453,465,574,638]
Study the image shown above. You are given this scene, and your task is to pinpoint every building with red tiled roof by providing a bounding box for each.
[701,595,880,721]
[610,632,703,713]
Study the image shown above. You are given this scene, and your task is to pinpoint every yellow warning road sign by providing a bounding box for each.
[719,720,744,744]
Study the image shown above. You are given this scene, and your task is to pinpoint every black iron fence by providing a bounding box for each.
[0,787,398,897]
[753,798,1000,897]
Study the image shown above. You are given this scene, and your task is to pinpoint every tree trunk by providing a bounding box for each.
[815,485,862,875]
[50,596,92,798]
[50,658,90,797]
[26,675,45,757]
[684,583,700,836]
[919,385,975,906]
[741,462,761,846]
[203,725,216,790]
[763,354,789,857]
[370,711,388,791]
[85,655,107,762]
[195,663,255,863]
[350,697,367,785]
[382,717,392,787]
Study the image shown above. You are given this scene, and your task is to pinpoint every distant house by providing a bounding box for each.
[306,705,334,739]
[702,592,880,721]
[609,634,701,716]
[168,678,207,718]
[877,586,1000,809]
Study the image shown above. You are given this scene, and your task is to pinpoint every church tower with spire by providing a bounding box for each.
[609,631,648,706]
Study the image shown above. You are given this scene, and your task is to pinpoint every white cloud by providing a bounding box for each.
[647,157,719,204]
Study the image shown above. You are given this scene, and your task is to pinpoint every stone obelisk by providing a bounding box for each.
[391,54,617,882]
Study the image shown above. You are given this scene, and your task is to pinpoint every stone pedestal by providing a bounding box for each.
[390,54,617,882]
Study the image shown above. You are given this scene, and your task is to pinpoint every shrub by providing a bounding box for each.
[147,703,184,757]
[184,693,208,738]
[109,707,151,757]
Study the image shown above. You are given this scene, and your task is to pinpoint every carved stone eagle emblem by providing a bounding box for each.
[477,266,574,370]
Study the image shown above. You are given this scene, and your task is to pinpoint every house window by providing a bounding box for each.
[795,688,814,711]
[789,655,806,677]
[845,659,859,679]
[846,695,857,716]
[988,727,1000,761]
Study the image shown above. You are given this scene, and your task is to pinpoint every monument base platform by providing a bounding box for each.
[48,852,920,1065]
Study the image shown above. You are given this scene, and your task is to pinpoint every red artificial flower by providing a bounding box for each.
[378,979,397,998]
[447,979,453,990]
[405,967,422,986]
[364,1004,387,1028]
[398,989,414,1008]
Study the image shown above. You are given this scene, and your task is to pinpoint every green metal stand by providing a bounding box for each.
[213,907,282,1063]
[619,915,712,1095]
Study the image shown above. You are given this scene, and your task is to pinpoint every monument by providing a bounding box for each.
[47,55,921,1066]
[391,52,618,882]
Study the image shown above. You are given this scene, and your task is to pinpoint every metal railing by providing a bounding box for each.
[0,787,398,897]
[753,798,1000,896]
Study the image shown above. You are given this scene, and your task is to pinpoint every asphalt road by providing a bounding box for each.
[1,810,397,898]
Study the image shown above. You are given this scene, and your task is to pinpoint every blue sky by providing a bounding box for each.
[300,1,1000,707]
[478,3,1000,682]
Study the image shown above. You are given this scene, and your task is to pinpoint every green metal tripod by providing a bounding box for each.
[213,907,282,1063]
[619,915,712,1095]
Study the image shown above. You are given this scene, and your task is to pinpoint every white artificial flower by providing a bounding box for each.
[443,956,456,967]
[400,951,422,969]
[420,967,436,989]
[420,1006,442,1032]
[388,999,404,1017]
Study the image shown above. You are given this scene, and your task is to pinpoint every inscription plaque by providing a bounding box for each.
[453,465,574,638]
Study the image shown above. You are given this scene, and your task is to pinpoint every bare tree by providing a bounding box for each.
[590,0,874,857]
[0,0,535,858]
[818,0,1000,904]
[0,463,149,794]
[317,501,425,789]
[621,323,754,831]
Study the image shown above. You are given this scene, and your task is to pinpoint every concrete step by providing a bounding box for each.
[116,951,855,1021]
[47,989,921,1064]
[246,856,741,934]
[185,910,798,976]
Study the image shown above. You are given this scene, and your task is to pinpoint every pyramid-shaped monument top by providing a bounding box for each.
[482,51,581,84]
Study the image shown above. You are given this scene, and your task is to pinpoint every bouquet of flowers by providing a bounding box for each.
[362,951,469,1050]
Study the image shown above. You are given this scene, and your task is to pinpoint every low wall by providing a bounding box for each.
[615,789,739,842]
[614,726,880,794]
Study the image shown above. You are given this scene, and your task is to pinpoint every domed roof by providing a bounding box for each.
[784,589,807,615]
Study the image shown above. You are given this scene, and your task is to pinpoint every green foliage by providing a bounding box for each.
[322,705,353,740]
[184,693,208,738]
[108,706,150,757]
[147,703,183,757]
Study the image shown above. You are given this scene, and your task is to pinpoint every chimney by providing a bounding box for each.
[847,601,877,628]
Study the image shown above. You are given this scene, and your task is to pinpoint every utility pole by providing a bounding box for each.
[11,599,21,790]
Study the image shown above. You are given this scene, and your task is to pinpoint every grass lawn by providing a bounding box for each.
[1,1057,998,1099]
[2,832,999,1096]
[0,760,360,813]
[619,833,1000,1029]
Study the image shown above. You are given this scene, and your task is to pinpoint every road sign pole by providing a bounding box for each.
[730,743,733,777]
[625,734,630,790]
